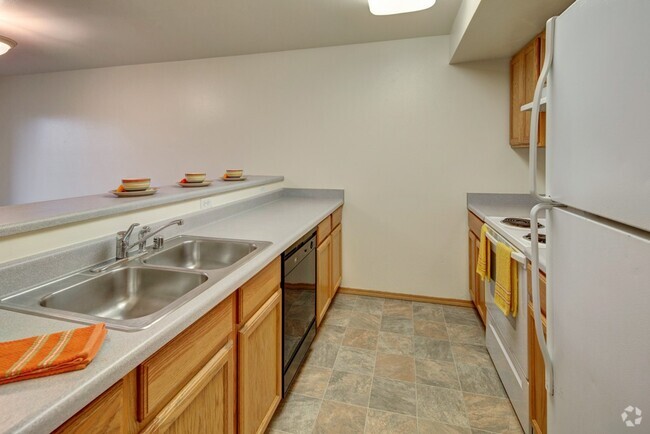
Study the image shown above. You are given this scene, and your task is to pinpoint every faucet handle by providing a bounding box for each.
[138,226,152,239]
[122,223,140,240]
[137,226,152,252]
[153,237,164,250]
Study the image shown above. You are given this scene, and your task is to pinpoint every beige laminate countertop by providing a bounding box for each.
[0,191,343,434]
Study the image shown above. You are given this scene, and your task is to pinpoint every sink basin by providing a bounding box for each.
[143,236,264,270]
[1,266,208,331]
[0,235,271,331]
[40,266,207,321]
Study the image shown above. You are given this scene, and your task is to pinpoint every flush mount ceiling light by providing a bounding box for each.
[368,0,436,15]
[0,35,17,55]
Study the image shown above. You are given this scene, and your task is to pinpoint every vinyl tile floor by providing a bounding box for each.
[267,293,524,434]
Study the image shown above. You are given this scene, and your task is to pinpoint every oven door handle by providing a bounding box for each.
[484,230,527,265]
[530,203,554,395]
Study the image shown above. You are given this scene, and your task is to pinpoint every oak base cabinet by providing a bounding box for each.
[238,290,282,434]
[331,224,342,296]
[527,266,548,434]
[316,207,343,326]
[54,380,125,434]
[141,341,235,434]
[316,235,332,326]
[467,211,486,325]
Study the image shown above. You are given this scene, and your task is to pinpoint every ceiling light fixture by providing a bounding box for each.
[0,35,17,56]
[368,0,436,15]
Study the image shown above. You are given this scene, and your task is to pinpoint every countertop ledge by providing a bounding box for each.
[0,190,343,434]
[466,192,540,221]
[0,175,284,238]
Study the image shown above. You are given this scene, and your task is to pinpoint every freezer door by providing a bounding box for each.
[547,208,650,433]
[547,0,650,231]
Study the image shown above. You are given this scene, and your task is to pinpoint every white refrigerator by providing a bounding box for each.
[528,1,650,433]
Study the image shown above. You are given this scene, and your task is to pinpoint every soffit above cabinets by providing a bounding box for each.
[450,0,575,64]
[0,0,461,76]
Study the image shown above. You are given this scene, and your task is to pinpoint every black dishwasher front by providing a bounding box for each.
[282,231,317,395]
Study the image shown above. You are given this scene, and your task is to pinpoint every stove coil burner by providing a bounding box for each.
[524,233,546,244]
[501,218,544,229]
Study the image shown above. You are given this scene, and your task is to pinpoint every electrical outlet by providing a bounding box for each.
[200,198,213,210]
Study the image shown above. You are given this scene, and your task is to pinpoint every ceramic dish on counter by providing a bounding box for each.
[225,169,243,178]
[121,178,151,191]
[222,175,246,181]
[110,187,158,197]
[184,172,207,183]
[177,180,213,188]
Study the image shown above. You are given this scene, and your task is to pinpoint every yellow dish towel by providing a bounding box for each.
[476,224,490,281]
[495,242,518,317]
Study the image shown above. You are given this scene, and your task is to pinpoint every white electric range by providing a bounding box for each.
[479,215,546,433]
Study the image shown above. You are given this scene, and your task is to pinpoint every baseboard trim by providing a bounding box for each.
[338,287,474,308]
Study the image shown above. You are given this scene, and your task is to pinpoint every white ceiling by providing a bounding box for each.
[450,0,575,63]
[0,0,461,76]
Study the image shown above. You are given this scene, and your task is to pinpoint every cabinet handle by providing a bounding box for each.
[529,17,556,203]
[530,203,554,395]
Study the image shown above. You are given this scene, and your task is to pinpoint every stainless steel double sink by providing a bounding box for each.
[0,236,272,331]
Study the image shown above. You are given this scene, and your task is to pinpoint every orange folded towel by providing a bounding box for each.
[0,323,106,385]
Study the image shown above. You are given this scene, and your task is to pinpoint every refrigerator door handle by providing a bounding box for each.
[529,17,556,203]
[531,203,555,395]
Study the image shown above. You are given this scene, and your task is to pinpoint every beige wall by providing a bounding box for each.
[0,36,542,300]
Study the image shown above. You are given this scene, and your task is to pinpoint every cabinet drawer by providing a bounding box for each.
[527,263,547,317]
[467,211,484,238]
[331,206,343,229]
[137,295,234,422]
[317,216,332,245]
[239,257,281,325]
[54,380,124,434]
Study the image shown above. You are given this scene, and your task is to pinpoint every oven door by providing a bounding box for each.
[484,227,529,433]
[485,239,529,374]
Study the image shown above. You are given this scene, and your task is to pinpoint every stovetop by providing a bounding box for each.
[485,216,547,249]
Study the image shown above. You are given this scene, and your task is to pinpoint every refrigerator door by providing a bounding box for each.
[547,208,650,433]
[546,0,650,231]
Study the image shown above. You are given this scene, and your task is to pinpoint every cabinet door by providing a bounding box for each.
[474,235,486,324]
[141,340,235,434]
[54,380,125,434]
[331,225,342,297]
[238,290,282,434]
[316,235,332,326]
[467,230,477,304]
[137,295,234,422]
[528,303,547,434]
[510,36,544,148]
[510,49,527,146]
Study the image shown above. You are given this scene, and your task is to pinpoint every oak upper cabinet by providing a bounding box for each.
[510,31,546,148]
[316,234,332,326]
[467,211,486,325]
[141,341,235,434]
[238,275,282,434]
[527,264,548,434]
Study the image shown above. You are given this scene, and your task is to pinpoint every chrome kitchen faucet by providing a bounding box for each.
[115,219,185,259]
